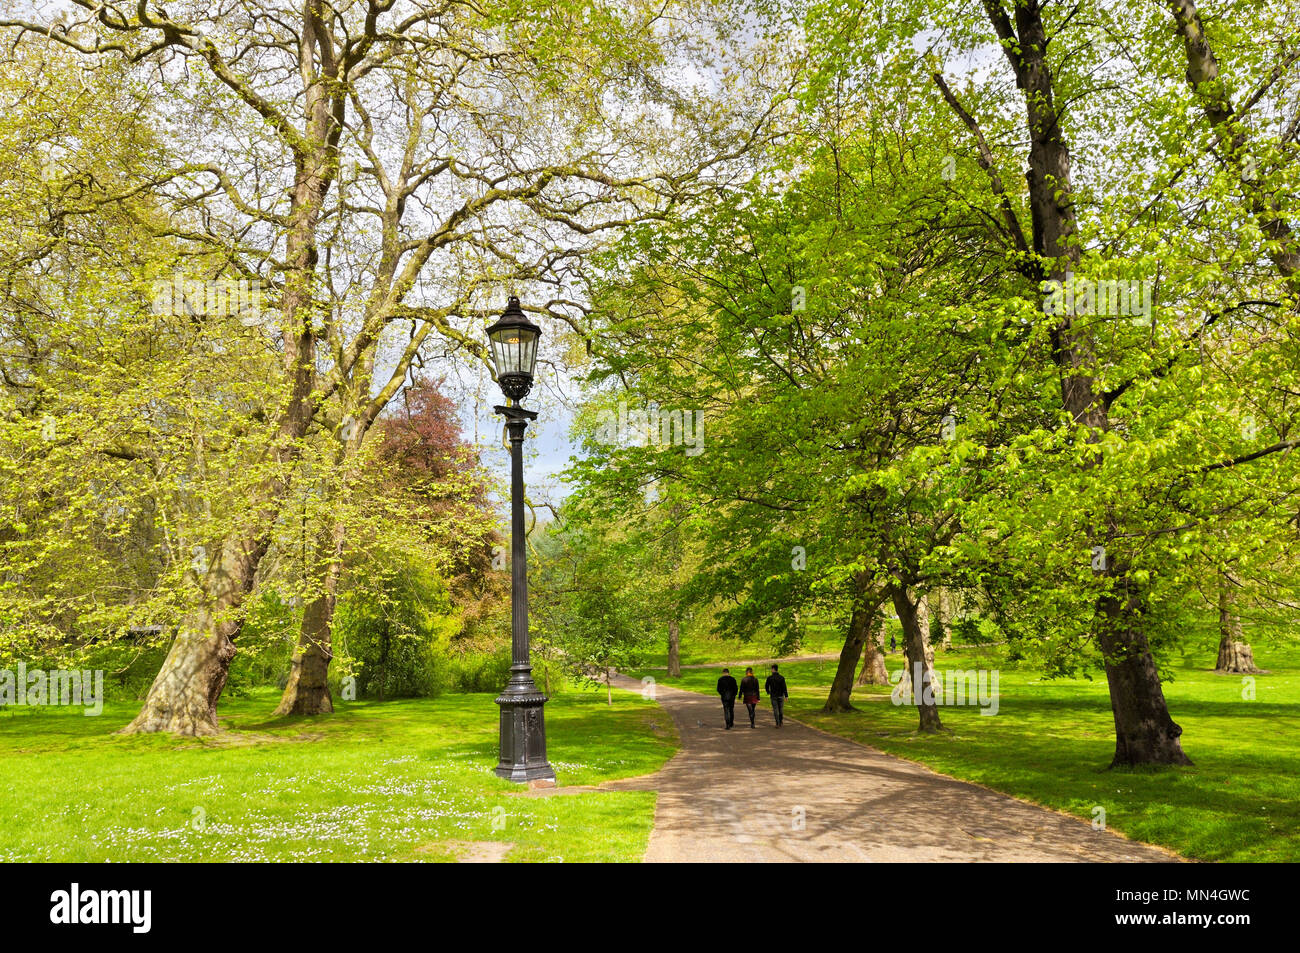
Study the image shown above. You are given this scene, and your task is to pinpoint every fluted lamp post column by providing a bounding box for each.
[485,296,555,785]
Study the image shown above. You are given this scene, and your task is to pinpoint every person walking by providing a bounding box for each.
[716,668,738,729]
[765,664,789,727]
[738,667,761,728]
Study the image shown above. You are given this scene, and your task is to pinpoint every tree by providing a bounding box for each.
[0,40,286,692]
[823,577,885,712]
[1215,572,1265,675]
[333,553,458,701]
[3,0,775,733]
[920,0,1300,763]
[532,518,658,704]
[562,0,1300,758]
[566,78,1017,732]
[275,375,497,714]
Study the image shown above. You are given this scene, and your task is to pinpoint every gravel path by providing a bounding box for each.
[610,673,1179,863]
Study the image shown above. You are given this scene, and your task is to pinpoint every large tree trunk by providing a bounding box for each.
[891,584,942,732]
[275,592,335,714]
[905,605,936,690]
[824,600,871,712]
[120,340,315,735]
[1096,582,1192,766]
[120,305,320,733]
[915,592,930,648]
[120,535,268,735]
[1215,576,1263,674]
[667,618,681,678]
[932,588,954,650]
[856,613,890,686]
[269,389,382,718]
[274,522,347,715]
[960,0,1191,765]
[119,50,338,734]
[1216,635,1260,675]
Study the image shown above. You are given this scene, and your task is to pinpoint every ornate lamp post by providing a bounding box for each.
[485,296,555,784]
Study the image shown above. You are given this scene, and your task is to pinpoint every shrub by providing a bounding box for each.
[334,558,458,700]
[226,590,298,696]
[445,648,513,693]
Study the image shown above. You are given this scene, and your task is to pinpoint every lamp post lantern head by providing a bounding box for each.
[486,296,541,403]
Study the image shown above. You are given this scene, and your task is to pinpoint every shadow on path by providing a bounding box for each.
[603,673,1180,863]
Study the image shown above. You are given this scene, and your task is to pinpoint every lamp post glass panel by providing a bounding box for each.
[486,297,555,784]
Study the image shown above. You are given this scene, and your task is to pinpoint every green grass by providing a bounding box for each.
[631,643,1300,862]
[0,687,676,862]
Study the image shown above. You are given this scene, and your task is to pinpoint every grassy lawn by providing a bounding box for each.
[0,687,676,863]
[631,642,1300,863]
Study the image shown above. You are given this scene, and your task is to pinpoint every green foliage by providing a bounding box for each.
[2,0,764,731]
[444,649,514,694]
[561,0,1300,761]
[227,592,299,698]
[333,558,459,700]
[533,518,661,691]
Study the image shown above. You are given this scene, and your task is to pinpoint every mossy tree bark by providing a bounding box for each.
[891,583,943,733]
[825,575,886,711]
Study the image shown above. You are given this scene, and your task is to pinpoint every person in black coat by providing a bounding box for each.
[765,664,789,727]
[716,668,738,729]
[738,667,761,728]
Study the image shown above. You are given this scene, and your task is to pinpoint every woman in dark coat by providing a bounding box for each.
[738,667,761,728]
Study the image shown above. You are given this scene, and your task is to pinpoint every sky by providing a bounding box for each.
[431,343,584,514]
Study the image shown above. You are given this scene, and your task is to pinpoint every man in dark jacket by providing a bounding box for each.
[765,664,789,727]
[738,667,761,728]
[716,668,738,729]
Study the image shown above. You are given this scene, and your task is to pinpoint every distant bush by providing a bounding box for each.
[226,591,298,697]
[952,616,1001,646]
[334,558,458,700]
[85,641,169,700]
[444,647,512,693]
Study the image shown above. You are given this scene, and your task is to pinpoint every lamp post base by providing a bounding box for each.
[494,689,556,784]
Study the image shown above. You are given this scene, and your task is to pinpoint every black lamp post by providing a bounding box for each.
[485,296,555,785]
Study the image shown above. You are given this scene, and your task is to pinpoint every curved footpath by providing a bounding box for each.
[602,673,1179,863]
